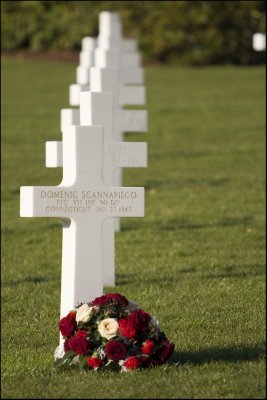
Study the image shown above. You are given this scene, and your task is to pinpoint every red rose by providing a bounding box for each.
[86,357,103,369]
[106,293,128,307]
[128,309,151,333]
[124,356,143,370]
[118,318,137,339]
[69,311,76,318]
[75,330,87,338]
[118,310,151,339]
[91,293,128,307]
[105,340,128,361]
[156,340,175,363]
[64,340,69,352]
[141,339,156,355]
[90,294,108,306]
[58,312,77,337]
[68,335,89,355]
[124,355,156,370]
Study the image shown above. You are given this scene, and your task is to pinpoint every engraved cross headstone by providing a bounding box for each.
[20,126,144,318]
[45,92,147,287]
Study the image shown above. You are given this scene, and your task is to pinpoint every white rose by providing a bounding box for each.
[97,318,119,340]
[76,303,94,323]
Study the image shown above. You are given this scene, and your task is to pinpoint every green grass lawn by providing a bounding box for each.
[1,56,266,399]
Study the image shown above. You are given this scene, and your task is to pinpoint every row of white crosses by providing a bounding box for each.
[20,11,147,322]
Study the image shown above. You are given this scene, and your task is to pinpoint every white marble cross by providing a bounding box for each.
[45,92,147,287]
[90,67,147,216]
[79,37,97,67]
[20,126,144,318]
[98,11,137,51]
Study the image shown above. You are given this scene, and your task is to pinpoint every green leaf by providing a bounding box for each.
[104,361,121,372]
[54,350,76,368]
[78,356,88,370]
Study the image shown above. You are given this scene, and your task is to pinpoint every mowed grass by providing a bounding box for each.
[1,55,266,399]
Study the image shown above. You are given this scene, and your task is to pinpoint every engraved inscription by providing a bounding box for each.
[40,190,137,215]
[104,144,142,166]
[104,144,127,165]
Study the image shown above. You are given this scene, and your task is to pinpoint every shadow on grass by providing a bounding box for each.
[145,177,231,191]
[114,264,265,286]
[156,216,253,231]
[2,275,58,286]
[121,216,253,232]
[114,273,136,286]
[170,343,266,366]
[203,263,265,279]
[204,271,265,279]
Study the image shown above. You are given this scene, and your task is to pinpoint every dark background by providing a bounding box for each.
[1,0,266,65]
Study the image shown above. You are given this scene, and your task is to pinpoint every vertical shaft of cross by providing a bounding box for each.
[60,218,103,318]
[80,91,115,287]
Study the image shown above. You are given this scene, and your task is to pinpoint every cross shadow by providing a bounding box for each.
[169,343,266,366]
[114,273,136,286]
[155,216,253,231]
[145,177,231,190]
[121,216,253,232]
[2,275,58,286]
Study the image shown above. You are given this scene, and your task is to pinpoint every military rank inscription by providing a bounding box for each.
[40,189,137,214]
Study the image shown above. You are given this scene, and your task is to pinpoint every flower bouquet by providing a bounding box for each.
[54,293,175,371]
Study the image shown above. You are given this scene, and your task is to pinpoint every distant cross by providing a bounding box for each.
[90,67,146,234]
[252,33,266,51]
[69,61,146,107]
[81,92,147,286]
